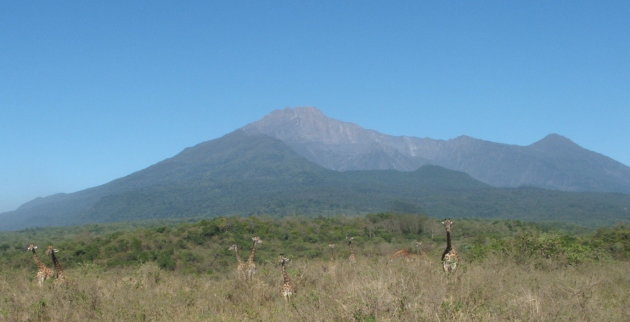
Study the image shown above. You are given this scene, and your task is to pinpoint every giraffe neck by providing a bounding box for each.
[442,230,452,260]
[234,248,244,264]
[50,251,64,277]
[247,242,257,264]
[281,263,291,284]
[31,250,46,271]
[446,231,452,250]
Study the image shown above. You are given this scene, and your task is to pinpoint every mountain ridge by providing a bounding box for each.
[243,107,630,193]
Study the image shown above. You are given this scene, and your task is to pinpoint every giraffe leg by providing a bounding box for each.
[37,273,44,287]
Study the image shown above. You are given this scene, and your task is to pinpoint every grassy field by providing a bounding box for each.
[1,215,628,321]
[2,253,628,321]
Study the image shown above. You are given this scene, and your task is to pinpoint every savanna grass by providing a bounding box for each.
[1,255,628,321]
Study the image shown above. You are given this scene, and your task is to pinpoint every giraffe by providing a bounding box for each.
[328,243,336,261]
[26,244,53,287]
[320,243,338,274]
[441,219,459,273]
[346,236,356,262]
[246,237,263,281]
[46,245,66,282]
[414,240,424,255]
[390,241,423,262]
[228,244,246,279]
[279,256,296,302]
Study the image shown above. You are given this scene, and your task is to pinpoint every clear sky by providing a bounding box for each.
[1,1,629,213]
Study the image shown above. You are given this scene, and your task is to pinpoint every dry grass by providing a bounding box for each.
[1,256,628,321]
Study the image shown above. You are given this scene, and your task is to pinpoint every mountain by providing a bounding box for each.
[243,107,630,193]
[1,129,629,230]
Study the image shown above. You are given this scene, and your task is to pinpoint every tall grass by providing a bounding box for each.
[2,254,628,321]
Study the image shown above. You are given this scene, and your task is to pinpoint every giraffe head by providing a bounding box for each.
[279,256,290,266]
[252,236,263,245]
[26,244,38,252]
[228,244,239,252]
[46,245,59,256]
[441,219,454,232]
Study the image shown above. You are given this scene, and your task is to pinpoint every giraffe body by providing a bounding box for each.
[442,249,459,272]
[26,244,53,287]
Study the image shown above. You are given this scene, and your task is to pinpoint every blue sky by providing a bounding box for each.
[1,1,629,212]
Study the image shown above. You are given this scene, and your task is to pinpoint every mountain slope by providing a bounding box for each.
[242,107,630,193]
[0,131,330,229]
[1,130,629,230]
